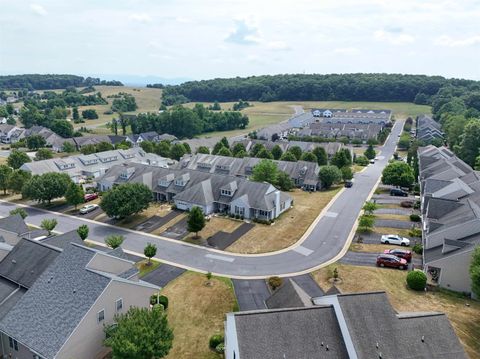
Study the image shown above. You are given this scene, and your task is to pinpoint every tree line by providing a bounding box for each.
[155,73,480,104]
[130,104,249,139]
[0,74,123,90]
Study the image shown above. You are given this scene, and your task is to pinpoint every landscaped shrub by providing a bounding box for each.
[215,343,225,354]
[149,294,169,309]
[268,276,283,290]
[413,200,421,209]
[400,201,414,208]
[209,334,224,350]
[412,243,423,254]
[406,270,427,291]
[410,214,421,222]
[409,228,422,238]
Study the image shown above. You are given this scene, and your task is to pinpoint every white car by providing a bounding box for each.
[79,204,99,215]
[381,234,410,246]
[369,159,375,164]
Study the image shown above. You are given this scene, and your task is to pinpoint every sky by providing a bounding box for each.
[1,0,480,82]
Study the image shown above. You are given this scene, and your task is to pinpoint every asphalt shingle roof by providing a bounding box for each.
[40,230,83,250]
[0,244,111,359]
[0,214,29,235]
[0,238,61,288]
[265,279,312,309]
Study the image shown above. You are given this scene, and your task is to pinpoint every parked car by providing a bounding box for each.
[84,193,98,202]
[383,248,412,262]
[345,180,354,188]
[381,234,410,246]
[79,204,99,214]
[369,159,375,164]
[376,254,408,270]
[390,188,408,197]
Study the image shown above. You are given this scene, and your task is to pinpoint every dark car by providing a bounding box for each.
[390,188,408,197]
[84,193,99,202]
[344,180,354,188]
[376,254,408,270]
[383,249,412,263]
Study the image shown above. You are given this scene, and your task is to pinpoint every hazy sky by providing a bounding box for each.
[1,0,480,81]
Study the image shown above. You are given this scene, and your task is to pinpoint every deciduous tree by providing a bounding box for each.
[41,218,57,235]
[318,165,342,189]
[105,234,124,249]
[8,150,31,169]
[100,183,152,219]
[77,224,89,240]
[251,159,279,185]
[187,206,205,238]
[65,182,85,209]
[381,162,415,188]
[144,243,157,265]
[104,305,173,359]
[0,165,12,194]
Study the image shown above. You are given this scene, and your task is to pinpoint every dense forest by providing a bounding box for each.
[0,74,123,90]
[131,104,249,138]
[157,73,480,105]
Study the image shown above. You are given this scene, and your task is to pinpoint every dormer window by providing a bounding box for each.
[221,189,232,196]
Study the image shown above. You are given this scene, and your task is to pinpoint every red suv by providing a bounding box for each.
[383,249,412,263]
[84,193,98,202]
[376,254,408,270]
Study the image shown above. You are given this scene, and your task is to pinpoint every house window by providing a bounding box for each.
[98,309,105,323]
[234,206,244,216]
[116,298,123,312]
[9,337,18,351]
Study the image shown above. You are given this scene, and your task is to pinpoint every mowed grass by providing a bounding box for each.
[73,85,162,130]
[312,264,480,358]
[161,272,237,359]
[226,187,341,254]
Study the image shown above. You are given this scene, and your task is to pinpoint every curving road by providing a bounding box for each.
[0,119,403,278]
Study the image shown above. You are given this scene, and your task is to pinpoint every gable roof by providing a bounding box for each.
[40,230,83,250]
[0,244,110,359]
[232,306,349,359]
[0,214,29,235]
[265,279,312,309]
[0,238,61,288]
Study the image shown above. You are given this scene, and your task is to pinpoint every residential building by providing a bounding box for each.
[0,214,31,247]
[0,124,18,144]
[125,132,178,146]
[72,134,127,150]
[20,147,172,183]
[177,153,321,191]
[417,115,444,144]
[225,291,466,359]
[98,162,292,220]
[297,122,384,141]
[229,138,345,158]
[0,242,158,359]
[419,145,480,294]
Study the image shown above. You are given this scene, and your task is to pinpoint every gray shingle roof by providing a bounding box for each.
[233,306,349,359]
[40,230,83,250]
[0,214,29,235]
[265,279,312,309]
[0,238,61,288]
[336,292,466,359]
[0,244,111,359]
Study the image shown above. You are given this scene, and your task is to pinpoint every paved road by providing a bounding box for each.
[340,251,421,270]
[0,120,404,278]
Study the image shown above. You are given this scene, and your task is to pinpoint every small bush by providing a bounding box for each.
[412,243,423,254]
[268,276,283,290]
[355,155,369,166]
[410,214,421,222]
[149,294,169,309]
[209,334,224,350]
[413,200,421,209]
[406,270,427,291]
[400,201,414,208]
[215,343,225,354]
[171,204,177,210]
[409,228,422,238]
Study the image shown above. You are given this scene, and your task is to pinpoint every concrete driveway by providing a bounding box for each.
[233,279,270,311]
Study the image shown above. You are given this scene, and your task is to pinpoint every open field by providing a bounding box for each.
[73,85,162,130]
[226,187,341,254]
[312,264,480,358]
[162,272,237,359]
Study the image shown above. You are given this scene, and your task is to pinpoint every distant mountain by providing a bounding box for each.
[84,74,193,87]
